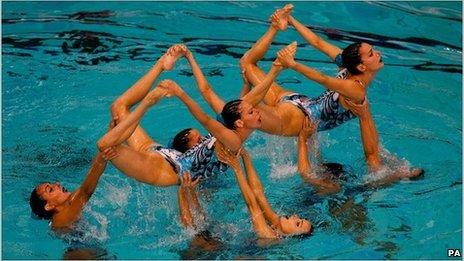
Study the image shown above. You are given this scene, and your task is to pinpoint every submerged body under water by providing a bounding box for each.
[2,1,462,259]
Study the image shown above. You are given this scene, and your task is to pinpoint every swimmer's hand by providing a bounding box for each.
[239,148,250,160]
[215,142,241,170]
[274,41,297,68]
[101,146,119,161]
[177,44,192,60]
[158,79,184,97]
[299,116,317,139]
[269,4,293,31]
[345,98,369,118]
[180,172,200,190]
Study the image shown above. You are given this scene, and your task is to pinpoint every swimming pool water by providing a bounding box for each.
[2,1,462,259]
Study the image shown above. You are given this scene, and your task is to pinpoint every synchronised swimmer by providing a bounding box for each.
[29,4,423,242]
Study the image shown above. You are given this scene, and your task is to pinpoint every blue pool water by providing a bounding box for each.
[2,1,462,259]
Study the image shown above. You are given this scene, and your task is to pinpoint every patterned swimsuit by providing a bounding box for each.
[280,68,357,131]
[149,134,228,179]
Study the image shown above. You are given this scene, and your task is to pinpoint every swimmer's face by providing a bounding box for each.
[238,101,261,129]
[279,215,312,235]
[36,182,70,210]
[186,129,202,149]
[358,43,384,73]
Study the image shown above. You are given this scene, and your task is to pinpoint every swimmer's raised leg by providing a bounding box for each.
[163,45,185,71]
[99,87,168,150]
[240,7,293,67]
[345,97,424,187]
[298,117,340,194]
[240,4,293,67]
[98,86,179,186]
[240,5,294,106]
[111,45,183,117]
[111,45,184,151]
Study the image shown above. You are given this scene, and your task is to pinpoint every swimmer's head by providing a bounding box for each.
[30,183,70,219]
[221,99,261,130]
[342,42,383,75]
[279,214,313,236]
[172,128,202,153]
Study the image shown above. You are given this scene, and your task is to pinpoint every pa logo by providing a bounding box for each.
[448,249,461,257]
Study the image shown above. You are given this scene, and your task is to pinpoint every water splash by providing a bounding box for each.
[363,148,415,183]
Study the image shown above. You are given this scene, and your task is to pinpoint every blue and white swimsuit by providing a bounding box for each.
[149,134,228,179]
[280,68,356,131]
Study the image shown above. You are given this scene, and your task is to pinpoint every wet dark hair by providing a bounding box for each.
[172,128,193,153]
[29,188,53,220]
[341,42,363,75]
[220,99,242,130]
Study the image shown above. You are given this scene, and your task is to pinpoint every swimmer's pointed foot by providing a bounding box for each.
[270,4,294,31]
[274,41,297,67]
[160,44,184,71]
[144,85,168,106]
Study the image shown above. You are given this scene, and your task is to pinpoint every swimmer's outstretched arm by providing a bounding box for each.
[297,117,314,178]
[52,149,116,229]
[287,15,342,61]
[178,173,202,229]
[183,46,225,114]
[215,144,278,239]
[160,80,242,152]
[73,153,109,203]
[297,118,340,193]
[345,99,381,170]
[232,163,278,239]
[240,150,280,227]
[97,88,167,150]
[346,99,424,183]
[277,51,365,103]
[178,183,193,228]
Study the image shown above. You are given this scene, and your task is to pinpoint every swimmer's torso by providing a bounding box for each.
[150,134,228,179]
[278,68,356,132]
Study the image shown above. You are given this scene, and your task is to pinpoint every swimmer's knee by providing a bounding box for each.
[110,99,129,120]
[240,51,256,67]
